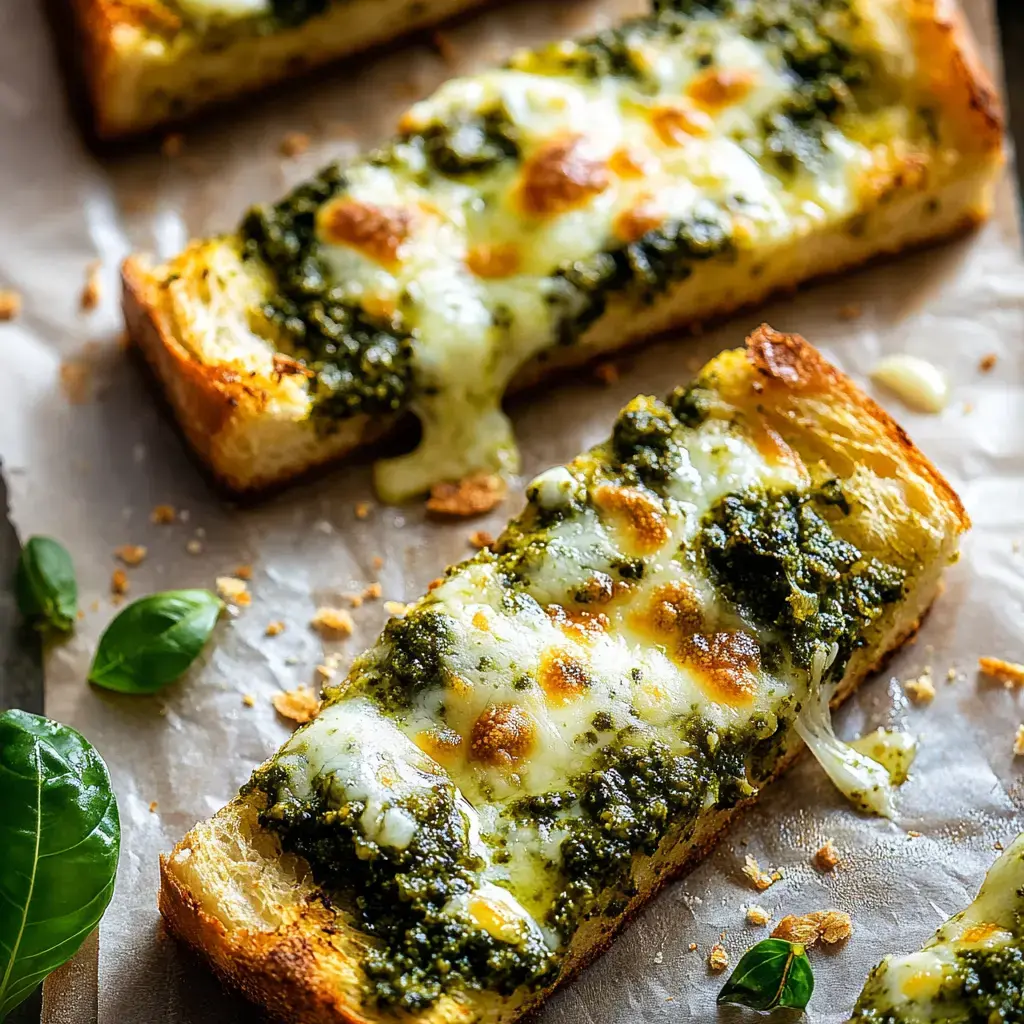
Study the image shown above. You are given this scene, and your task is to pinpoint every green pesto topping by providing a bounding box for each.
[610,398,685,489]
[368,609,457,711]
[701,489,906,671]
[240,166,414,422]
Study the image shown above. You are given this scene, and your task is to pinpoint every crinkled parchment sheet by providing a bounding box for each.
[1,0,1023,1020]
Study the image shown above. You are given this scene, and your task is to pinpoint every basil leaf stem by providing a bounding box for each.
[15,536,77,632]
[717,938,814,1012]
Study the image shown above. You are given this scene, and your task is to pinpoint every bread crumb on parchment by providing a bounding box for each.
[384,600,411,617]
[265,620,286,637]
[216,576,251,607]
[151,503,177,525]
[310,606,355,639]
[1014,725,1024,757]
[114,544,147,566]
[904,667,935,704]
[0,289,21,321]
[80,261,102,312]
[427,473,506,517]
[242,694,256,707]
[814,839,840,872]
[272,686,320,724]
[707,944,729,972]
[355,501,372,520]
[363,582,383,601]
[279,131,311,158]
[111,568,129,597]
[979,656,1024,687]
[772,910,852,946]
[979,353,997,372]
[745,905,771,926]
[149,801,159,813]
[469,530,495,549]
[742,854,782,891]
[186,539,203,555]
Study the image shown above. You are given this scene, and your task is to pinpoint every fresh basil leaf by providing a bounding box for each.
[15,536,77,632]
[0,710,120,1020]
[717,938,814,1012]
[88,589,222,694]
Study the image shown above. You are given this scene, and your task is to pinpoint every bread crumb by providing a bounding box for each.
[688,942,698,952]
[186,539,203,555]
[111,568,129,596]
[310,606,355,639]
[149,801,159,813]
[265,620,286,637]
[979,656,1024,687]
[233,564,253,580]
[363,582,382,601]
[653,950,663,965]
[354,501,372,520]
[907,830,922,838]
[280,131,311,157]
[242,693,256,707]
[1014,725,1024,757]
[746,905,771,926]
[80,261,102,311]
[979,353,997,372]
[0,289,21,321]
[773,910,852,946]
[216,576,251,606]
[839,302,862,320]
[742,854,781,891]
[904,667,935,704]
[161,132,184,157]
[384,600,410,616]
[707,943,728,972]
[469,530,495,549]
[593,361,620,385]
[372,556,384,570]
[150,504,176,525]
[814,840,840,872]
[115,544,147,566]
[427,473,506,517]
[272,686,320,724]
[315,663,336,682]
[59,360,91,404]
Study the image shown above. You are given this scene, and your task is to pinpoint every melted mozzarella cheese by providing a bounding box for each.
[173,0,269,19]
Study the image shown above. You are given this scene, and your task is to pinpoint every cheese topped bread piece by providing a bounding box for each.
[71,0,494,137]
[849,832,1024,1024]
[160,327,968,1024]
[123,0,1003,501]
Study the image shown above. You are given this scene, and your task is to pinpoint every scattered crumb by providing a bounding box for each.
[272,686,320,725]
[593,361,620,385]
[150,504,176,525]
[904,667,936,704]
[315,663,337,682]
[111,568,129,597]
[265,620,286,637]
[773,910,852,946]
[149,801,159,813]
[59,360,91,404]
[0,289,21,321]
[1014,725,1024,757]
[363,582,382,601]
[979,656,1024,687]
[432,29,458,64]
[839,302,862,320]
[114,544,147,566]
[469,530,495,549]
[384,600,410,617]
[216,576,251,607]
[310,606,355,639]
[814,840,840,872]
[341,592,364,608]
[707,944,729,972]
[242,693,256,708]
[688,942,698,952]
[746,905,771,926]
[233,564,253,580]
[80,261,102,311]
[354,501,372,520]
[186,539,203,555]
[161,132,184,157]
[907,830,922,838]
[742,854,781,891]
[372,556,384,570]
[947,666,960,683]
[279,131,311,157]
[979,353,997,373]
[427,473,506,517]
[653,950,664,965]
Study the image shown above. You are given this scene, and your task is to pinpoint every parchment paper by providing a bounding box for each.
[2,1,1023,1020]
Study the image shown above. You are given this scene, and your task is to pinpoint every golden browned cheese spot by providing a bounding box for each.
[545,605,610,645]
[472,609,490,631]
[538,646,591,705]
[960,922,1003,945]
[631,580,704,642]
[575,572,632,606]
[416,726,464,765]
[465,242,522,279]
[649,104,713,146]
[470,704,535,766]
[518,135,611,218]
[687,68,757,109]
[592,483,670,555]
[613,198,664,243]
[608,146,652,178]
[678,631,760,706]
[318,198,412,269]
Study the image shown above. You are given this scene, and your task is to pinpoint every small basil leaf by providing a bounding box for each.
[15,536,77,632]
[718,938,814,1012]
[0,710,120,1020]
[88,589,222,694]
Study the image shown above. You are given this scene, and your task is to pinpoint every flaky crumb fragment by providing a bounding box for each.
[469,530,494,549]
[746,905,771,926]
[814,840,840,872]
[111,569,129,597]
[979,353,997,372]
[742,854,781,891]
[979,656,1024,687]
[279,131,310,157]
[354,501,372,520]
[150,504,176,525]
[0,289,21,321]
[372,556,384,570]
[707,944,728,972]
[427,473,506,517]
[242,694,256,707]
[772,910,852,946]
[688,942,698,952]
[216,576,251,606]
[1014,725,1024,757]
[59,360,91,404]
[363,582,382,601]
[272,686,320,724]
[114,544,147,566]
[186,539,203,555]
[310,606,354,639]
[265,620,285,637]
[384,600,410,617]
[80,262,102,311]
[149,801,158,813]
[904,667,935,704]
[233,564,253,580]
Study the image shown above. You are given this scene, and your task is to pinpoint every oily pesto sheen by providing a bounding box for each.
[246,381,909,1011]
[236,0,929,499]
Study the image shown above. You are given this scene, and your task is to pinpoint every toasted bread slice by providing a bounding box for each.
[160,327,968,1024]
[69,0,494,138]
[123,0,1003,501]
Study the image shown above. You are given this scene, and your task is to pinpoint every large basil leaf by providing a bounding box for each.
[88,589,222,694]
[718,937,814,1012]
[0,710,120,1020]
[15,536,77,632]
